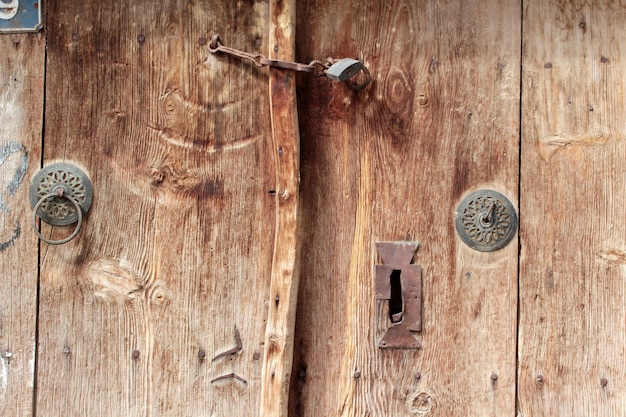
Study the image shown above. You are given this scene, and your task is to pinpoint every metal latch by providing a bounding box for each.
[208,35,371,91]
[375,242,422,349]
[0,0,42,33]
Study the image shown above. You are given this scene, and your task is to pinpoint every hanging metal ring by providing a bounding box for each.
[32,190,83,245]
[345,66,372,91]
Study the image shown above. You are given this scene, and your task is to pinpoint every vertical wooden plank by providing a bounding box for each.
[292,1,520,416]
[0,32,44,417]
[260,1,301,416]
[36,2,277,416]
[519,2,626,415]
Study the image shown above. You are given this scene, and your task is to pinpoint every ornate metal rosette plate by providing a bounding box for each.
[455,190,517,252]
[29,163,93,226]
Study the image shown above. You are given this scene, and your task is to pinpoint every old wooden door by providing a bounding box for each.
[2,1,299,416]
[1,1,626,417]
[291,1,520,415]
[291,1,626,417]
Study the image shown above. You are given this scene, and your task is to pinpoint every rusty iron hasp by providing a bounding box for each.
[208,35,371,90]
[259,58,315,73]
[375,242,422,349]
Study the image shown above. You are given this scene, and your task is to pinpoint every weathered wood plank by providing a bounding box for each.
[0,32,44,417]
[519,2,626,416]
[291,1,520,416]
[260,1,301,417]
[36,2,276,416]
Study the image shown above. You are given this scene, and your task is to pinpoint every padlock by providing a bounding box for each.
[325,58,364,82]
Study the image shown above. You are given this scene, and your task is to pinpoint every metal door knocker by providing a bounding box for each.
[29,163,93,245]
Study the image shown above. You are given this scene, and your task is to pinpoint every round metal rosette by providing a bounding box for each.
[29,163,93,226]
[455,190,518,252]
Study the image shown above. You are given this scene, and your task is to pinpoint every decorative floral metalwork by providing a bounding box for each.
[29,163,92,226]
[455,190,517,252]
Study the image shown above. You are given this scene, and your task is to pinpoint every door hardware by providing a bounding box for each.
[211,326,243,362]
[208,35,371,91]
[375,241,422,349]
[210,373,247,385]
[29,163,93,245]
[455,190,517,252]
[325,58,363,82]
[0,0,42,33]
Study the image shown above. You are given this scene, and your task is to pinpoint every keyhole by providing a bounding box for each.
[480,203,496,227]
[389,270,403,323]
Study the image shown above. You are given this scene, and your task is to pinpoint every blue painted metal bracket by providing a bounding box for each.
[0,0,42,33]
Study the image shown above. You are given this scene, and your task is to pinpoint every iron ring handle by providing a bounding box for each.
[345,66,371,91]
[32,191,83,245]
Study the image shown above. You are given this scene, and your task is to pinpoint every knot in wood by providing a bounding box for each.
[409,391,435,415]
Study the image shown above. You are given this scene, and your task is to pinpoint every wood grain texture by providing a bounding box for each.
[519,2,626,415]
[36,2,276,416]
[260,1,301,417]
[291,1,520,416]
[0,33,44,417]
